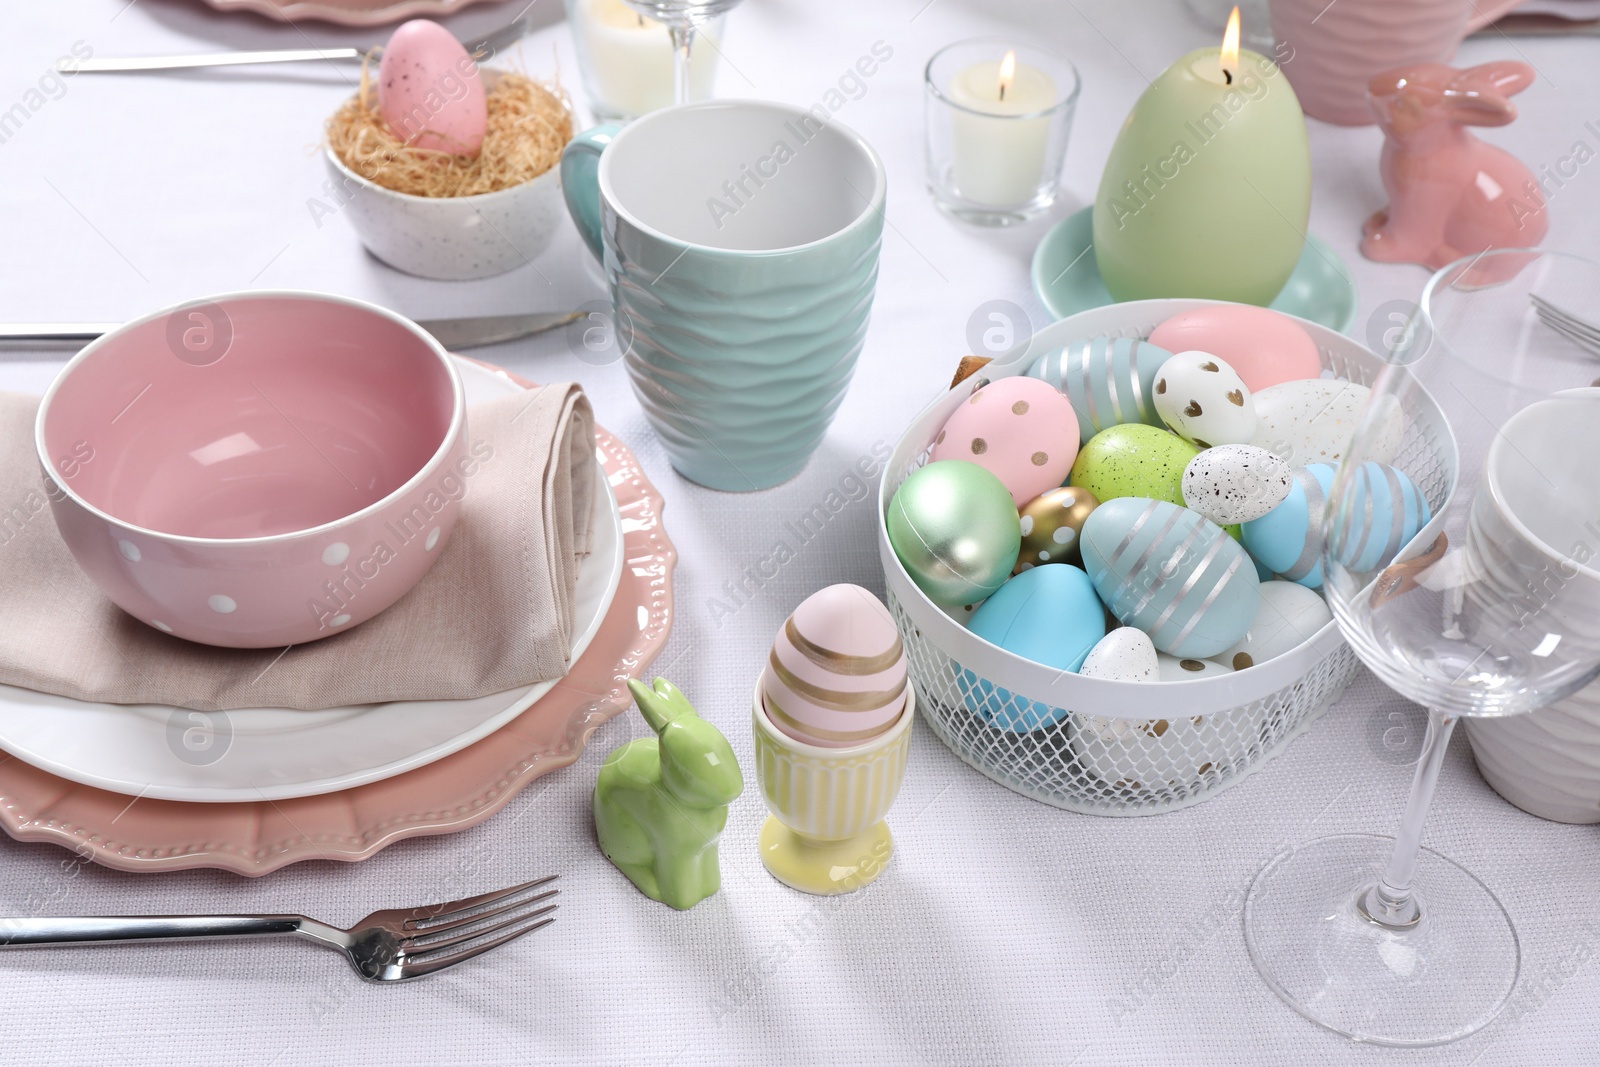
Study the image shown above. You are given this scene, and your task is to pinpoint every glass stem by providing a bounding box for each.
[1362,708,1458,929]
[668,23,696,106]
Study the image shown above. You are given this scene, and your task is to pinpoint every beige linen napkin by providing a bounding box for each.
[0,385,594,711]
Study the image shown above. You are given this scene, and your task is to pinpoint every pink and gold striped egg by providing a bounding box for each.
[761,584,908,749]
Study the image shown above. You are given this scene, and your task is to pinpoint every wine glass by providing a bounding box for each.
[620,0,744,105]
[1243,248,1600,1047]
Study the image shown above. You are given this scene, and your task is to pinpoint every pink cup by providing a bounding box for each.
[35,291,467,649]
[1268,0,1524,125]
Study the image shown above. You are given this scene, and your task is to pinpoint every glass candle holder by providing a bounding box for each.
[924,39,1080,226]
[564,0,725,123]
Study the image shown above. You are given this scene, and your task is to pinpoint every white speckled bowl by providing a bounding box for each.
[324,72,567,281]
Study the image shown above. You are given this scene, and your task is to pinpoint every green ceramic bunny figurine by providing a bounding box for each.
[593,677,744,910]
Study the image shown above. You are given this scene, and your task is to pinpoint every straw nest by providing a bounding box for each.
[326,57,572,198]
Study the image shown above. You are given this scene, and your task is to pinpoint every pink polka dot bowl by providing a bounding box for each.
[35,290,468,649]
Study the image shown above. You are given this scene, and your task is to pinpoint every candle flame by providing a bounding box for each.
[1220,6,1240,84]
[998,50,1016,102]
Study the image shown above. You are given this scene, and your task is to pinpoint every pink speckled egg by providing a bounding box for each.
[378,20,488,156]
[930,378,1079,507]
[1147,306,1322,392]
[761,584,908,749]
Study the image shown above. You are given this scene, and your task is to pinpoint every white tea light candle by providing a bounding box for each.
[947,50,1056,207]
[569,0,720,120]
[925,39,1079,225]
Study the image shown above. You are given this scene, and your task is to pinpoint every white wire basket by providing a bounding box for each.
[877,299,1458,815]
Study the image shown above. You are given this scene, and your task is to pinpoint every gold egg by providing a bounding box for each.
[1015,486,1099,572]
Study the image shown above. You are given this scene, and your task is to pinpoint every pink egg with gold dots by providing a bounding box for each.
[1147,305,1322,392]
[930,377,1079,507]
[761,584,908,749]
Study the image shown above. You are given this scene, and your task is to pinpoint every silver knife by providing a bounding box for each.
[62,48,361,73]
[60,14,535,73]
[0,311,583,350]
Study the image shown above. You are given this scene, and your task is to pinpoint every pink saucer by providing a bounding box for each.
[0,363,675,875]
[196,0,503,26]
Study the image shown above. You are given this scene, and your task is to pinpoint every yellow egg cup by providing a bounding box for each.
[751,682,915,896]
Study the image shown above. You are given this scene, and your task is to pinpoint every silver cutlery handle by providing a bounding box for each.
[64,49,361,73]
[0,324,119,342]
[0,915,306,946]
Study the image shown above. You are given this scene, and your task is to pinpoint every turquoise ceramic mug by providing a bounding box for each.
[560,100,886,491]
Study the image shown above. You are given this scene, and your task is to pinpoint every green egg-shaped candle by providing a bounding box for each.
[1092,43,1310,305]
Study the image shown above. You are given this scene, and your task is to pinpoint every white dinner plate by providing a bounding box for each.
[0,358,624,802]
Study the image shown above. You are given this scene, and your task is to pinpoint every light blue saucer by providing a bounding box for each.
[1031,206,1357,333]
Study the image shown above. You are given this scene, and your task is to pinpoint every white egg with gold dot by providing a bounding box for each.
[1215,581,1331,671]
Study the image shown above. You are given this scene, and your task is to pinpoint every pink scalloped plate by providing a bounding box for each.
[0,363,674,875]
[196,0,507,26]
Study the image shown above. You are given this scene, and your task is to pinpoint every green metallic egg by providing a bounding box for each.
[887,460,1020,607]
[1068,424,1199,507]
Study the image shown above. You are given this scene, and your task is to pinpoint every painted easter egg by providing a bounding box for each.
[940,599,984,626]
[930,377,1079,506]
[1147,305,1322,391]
[963,564,1106,732]
[1068,424,1199,507]
[1081,497,1261,658]
[1241,462,1429,588]
[887,461,1021,607]
[1181,444,1292,526]
[1326,461,1432,575]
[1025,336,1170,444]
[1251,379,1404,467]
[1078,626,1159,682]
[1152,350,1257,448]
[1156,653,1232,680]
[1070,667,1250,788]
[1015,486,1098,571]
[1215,580,1332,671]
[761,583,907,748]
[378,20,489,156]
[1242,464,1333,587]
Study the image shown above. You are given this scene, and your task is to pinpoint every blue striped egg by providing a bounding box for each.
[1081,498,1261,658]
[1241,462,1429,589]
[959,564,1106,732]
[1027,336,1171,445]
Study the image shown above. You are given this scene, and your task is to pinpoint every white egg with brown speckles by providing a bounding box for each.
[1181,444,1292,525]
[1251,379,1403,467]
[1078,627,1158,682]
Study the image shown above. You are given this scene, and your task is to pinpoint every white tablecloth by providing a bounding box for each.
[2,2,1598,1064]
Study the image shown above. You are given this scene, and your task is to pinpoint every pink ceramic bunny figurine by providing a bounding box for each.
[1361,61,1548,278]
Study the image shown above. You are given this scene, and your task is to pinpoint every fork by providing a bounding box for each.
[0,873,558,982]
[1531,294,1600,356]
[60,13,535,73]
